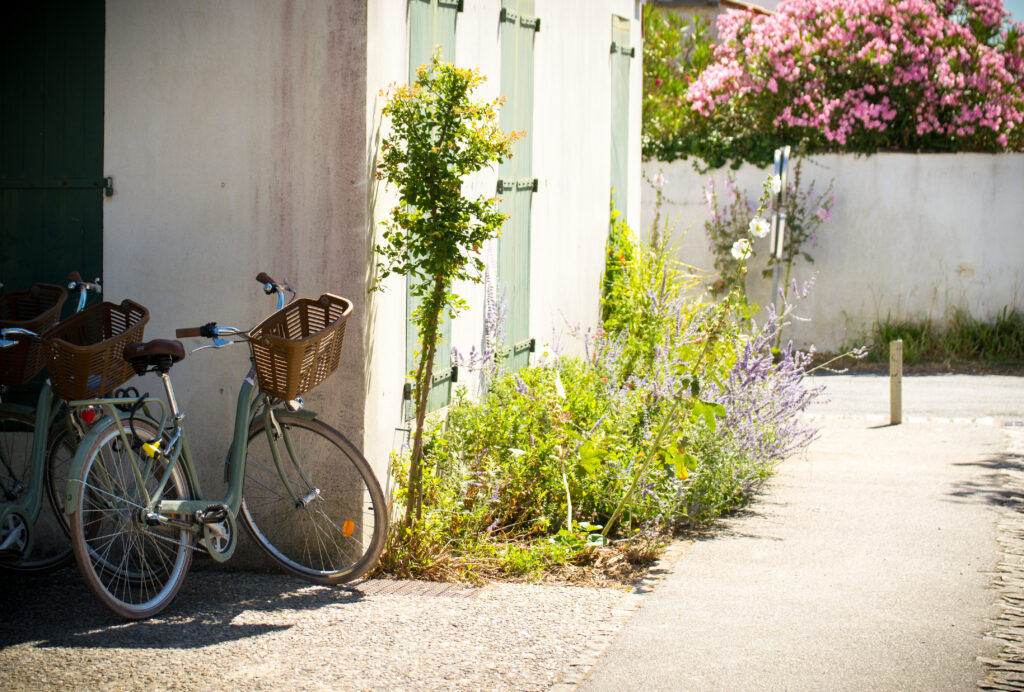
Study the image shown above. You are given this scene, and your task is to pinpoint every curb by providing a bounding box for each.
[549,539,692,691]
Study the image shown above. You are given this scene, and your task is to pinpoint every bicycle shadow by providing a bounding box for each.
[0,565,370,651]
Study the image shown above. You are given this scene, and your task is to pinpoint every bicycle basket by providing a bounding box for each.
[0,283,68,386]
[247,293,353,400]
[43,299,149,400]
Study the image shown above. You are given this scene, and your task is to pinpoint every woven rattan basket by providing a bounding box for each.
[0,283,68,386]
[43,299,149,400]
[247,293,353,400]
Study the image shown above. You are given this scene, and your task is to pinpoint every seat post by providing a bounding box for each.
[159,373,184,423]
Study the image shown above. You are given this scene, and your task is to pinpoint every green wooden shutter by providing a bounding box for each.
[610,15,631,217]
[497,0,537,373]
[405,0,458,416]
[1,0,105,405]
[1,0,105,301]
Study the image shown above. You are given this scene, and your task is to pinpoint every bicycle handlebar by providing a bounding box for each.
[176,272,291,350]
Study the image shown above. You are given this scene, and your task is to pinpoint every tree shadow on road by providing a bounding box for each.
[0,564,370,651]
[947,449,1024,508]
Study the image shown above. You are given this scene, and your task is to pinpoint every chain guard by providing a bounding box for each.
[201,510,237,562]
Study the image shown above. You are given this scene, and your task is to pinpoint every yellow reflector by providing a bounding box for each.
[342,520,355,537]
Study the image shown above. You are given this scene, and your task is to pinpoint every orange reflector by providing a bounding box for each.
[342,520,355,537]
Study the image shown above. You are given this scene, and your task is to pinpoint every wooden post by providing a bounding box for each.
[890,339,902,425]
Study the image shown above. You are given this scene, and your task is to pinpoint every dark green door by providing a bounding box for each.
[1,0,105,302]
[497,0,537,373]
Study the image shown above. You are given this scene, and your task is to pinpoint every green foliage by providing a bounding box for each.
[865,307,1024,365]
[379,199,821,579]
[376,54,519,525]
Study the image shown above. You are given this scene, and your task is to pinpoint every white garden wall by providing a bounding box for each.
[643,153,1024,353]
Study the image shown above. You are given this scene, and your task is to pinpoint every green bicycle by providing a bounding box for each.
[0,274,105,572]
[64,273,387,619]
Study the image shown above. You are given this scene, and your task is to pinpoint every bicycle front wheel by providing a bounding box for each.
[0,410,72,573]
[241,414,387,584]
[70,419,193,619]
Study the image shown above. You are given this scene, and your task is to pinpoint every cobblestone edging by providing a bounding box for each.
[549,540,692,691]
[979,424,1024,692]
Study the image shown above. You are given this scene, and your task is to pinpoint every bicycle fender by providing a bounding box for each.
[0,402,36,419]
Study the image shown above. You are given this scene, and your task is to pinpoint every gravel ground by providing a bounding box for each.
[0,566,642,691]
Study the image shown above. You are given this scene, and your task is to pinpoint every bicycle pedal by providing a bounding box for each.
[195,505,229,524]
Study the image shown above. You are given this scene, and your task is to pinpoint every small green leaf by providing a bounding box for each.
[673,456,689,480]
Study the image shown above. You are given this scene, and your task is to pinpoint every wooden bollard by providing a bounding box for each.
[890,339,902,425]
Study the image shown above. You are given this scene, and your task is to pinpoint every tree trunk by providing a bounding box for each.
[405,274,446,526]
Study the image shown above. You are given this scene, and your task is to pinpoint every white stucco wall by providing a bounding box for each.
[102,0,642,519]
[642,153,1024,352]
[363,0,645,474]
[103,0,369,524]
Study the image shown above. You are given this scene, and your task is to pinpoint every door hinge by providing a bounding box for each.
[103,176,114,197]
[500,8,540,31]
[610,42,635,57]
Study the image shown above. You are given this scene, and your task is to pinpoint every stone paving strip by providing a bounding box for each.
[0,543,688,690]
[980,424,1024,692]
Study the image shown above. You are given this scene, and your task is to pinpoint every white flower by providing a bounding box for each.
[652,172,667,189]
[731,238,752,261]
[748,217,770,238]
[768,174,782,195]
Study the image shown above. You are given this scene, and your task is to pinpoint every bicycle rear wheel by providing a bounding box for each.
[0,410,72,573]
[70,419,193,619]
[240,413,386,584]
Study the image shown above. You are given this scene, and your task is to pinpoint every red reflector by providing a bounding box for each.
[80,409,97,424]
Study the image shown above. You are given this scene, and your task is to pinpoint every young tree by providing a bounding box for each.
[376,54,519,526]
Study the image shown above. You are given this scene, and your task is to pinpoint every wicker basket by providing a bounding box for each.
[247,293,352,400]
[43,299,149,400]
[0,283,68,386]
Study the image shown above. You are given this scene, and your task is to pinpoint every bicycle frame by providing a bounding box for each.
[0,384,80,529]
[62,366,319,556]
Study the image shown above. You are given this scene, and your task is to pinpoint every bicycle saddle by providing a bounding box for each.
[124,339,186,375]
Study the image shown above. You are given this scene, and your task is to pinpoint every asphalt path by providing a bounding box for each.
[581,374,1022,691]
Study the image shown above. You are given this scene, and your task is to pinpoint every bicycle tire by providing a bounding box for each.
[70,419,193,619]
[0,410,73,573]
[45,420,77,537]
[240,414,387,584]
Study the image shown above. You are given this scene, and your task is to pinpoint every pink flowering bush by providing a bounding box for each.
[650,0,1024,167]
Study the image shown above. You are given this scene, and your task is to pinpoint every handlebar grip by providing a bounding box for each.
[176,327,203,338]
[68,271,83,283]
[256,272,275,285]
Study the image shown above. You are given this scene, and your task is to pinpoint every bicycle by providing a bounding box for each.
[63,272,387,619]
[0,273,106,572]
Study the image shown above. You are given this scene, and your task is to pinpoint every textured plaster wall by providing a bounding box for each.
[642,153,1024,352]
[363,0,645,473]
[103,0,369,537]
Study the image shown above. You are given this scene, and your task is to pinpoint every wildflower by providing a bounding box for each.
[816,207,832,221]
[652,172,667,189]
[731,238,752,261]
[768,175,782,195]
[748,217,770,238]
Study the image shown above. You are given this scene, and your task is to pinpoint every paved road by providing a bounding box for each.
[581,374,1021,691]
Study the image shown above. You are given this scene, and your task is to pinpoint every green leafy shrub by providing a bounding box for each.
[378,201,824,580]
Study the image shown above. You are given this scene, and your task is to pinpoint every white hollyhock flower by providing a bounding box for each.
[768,174,782,195]
[731,238,752,261]
[748,217,770,238]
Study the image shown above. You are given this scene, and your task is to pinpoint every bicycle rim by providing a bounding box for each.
[0,410,72,573]
[240,414,386,584]
[71,420,193,619]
